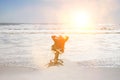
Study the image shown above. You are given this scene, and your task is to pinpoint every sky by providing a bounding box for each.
[0,0,120,24]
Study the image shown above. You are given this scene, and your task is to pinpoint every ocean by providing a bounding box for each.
[0,23,120,68]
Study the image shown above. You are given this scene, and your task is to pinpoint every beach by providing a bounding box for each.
[0,60,120,80]
[0,24,120,80]
[1,0,120,79]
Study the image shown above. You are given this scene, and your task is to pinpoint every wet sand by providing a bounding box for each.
[0,60,120,80]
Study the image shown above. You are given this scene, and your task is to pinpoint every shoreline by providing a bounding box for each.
[0,60,120,80]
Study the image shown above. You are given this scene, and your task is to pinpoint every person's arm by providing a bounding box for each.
[51,35,57,41]
[65,36,69,42]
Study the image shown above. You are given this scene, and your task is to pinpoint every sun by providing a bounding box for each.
[71,12,89,26]
[69,11,92,30]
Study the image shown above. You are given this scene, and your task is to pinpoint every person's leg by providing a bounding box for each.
[54,51,59,64]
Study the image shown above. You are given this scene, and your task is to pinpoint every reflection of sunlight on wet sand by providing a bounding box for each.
[31,41,53,68]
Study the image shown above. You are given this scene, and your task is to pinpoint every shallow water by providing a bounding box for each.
[0,24,120,68]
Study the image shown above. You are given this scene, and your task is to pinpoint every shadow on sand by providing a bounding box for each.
[47,59,64,67]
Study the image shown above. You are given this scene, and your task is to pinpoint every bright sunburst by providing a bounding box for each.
[69,11,91,29]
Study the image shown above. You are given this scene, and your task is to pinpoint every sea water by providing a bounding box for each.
[0,24,120,68]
